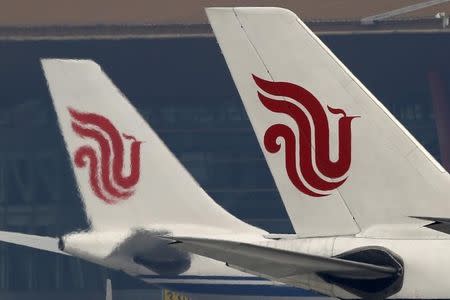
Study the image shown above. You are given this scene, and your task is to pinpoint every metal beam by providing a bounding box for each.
[0,18,449,41]
[361,0,450,25]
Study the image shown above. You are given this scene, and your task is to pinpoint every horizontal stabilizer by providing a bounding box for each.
[0,230,68,255]
[412,216,450,234]
[171,237,398,281]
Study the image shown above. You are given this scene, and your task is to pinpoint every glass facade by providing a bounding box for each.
[0,34,448,295]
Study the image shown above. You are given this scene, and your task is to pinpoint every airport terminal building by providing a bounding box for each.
[0,0,449,299]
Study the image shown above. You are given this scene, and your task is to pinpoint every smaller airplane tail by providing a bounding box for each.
[41,59,262,234]
[207,7,450,237]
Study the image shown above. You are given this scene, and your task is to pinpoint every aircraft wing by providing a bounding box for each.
[171,237,398,283]
[0,230,68,255]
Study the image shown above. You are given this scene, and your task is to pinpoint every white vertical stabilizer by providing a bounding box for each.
[42,59,263,235]
[206,7,450,237]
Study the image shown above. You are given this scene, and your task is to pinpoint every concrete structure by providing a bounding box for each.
[0,0,449,39]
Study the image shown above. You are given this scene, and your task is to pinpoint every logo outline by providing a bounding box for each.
[253,75,359,197]
[69,108,142,204]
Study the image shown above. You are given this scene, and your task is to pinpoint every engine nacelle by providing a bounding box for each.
[59,230,191,276]
[320,246,404,299]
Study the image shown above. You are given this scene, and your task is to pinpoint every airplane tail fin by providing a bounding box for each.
[41,59,262,234]
[206,7,450,236]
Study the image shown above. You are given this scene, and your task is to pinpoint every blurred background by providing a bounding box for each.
[0,0,449,299]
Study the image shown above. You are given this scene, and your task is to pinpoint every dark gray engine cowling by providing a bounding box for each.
[133,246,191,276]
[125,231,191,276]
[319,246,404,299]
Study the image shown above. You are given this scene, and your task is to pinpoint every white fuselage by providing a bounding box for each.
[261,235,450,299]
[61,226,450,299]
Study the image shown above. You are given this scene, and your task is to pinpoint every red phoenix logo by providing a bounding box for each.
[69,108,142,204]
[253,75,358,197]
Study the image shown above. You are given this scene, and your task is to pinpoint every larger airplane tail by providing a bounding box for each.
[207,7,450,236]
[41,59,262,234]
